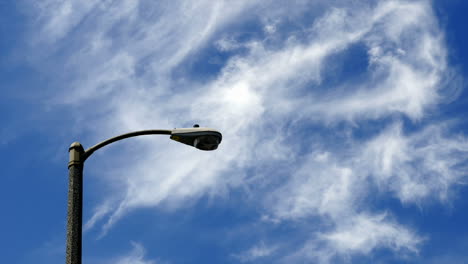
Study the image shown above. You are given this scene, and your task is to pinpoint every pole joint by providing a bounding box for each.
[68,142,85,168]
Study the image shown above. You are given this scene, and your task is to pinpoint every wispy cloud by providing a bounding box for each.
[20,0,467,262]
[282,213,422,264]
[361,122,468,203]
[232,241,278,262]
[264,121,467,261]
[107,242,157,264]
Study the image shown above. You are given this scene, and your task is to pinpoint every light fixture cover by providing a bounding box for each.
[170,127,222,151]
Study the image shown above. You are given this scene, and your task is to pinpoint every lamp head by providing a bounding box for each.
[170,126,222,151]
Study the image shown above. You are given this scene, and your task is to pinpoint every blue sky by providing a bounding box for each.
[1,0,468,263]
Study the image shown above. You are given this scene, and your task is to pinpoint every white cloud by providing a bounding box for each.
[322,213,421,254]
[300,1,447,122]
[20,0,467,262]
[266,151,358,221]
[30,0,101,43]
[113,242,156,264]
[264,121,467,261]
[362,122,468,203]
[286,213,422,263]
[233,241,278,262]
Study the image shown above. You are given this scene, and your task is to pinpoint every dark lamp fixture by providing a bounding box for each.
[170,126,222,151]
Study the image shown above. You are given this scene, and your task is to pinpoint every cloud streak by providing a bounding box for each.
[21,0,467,262]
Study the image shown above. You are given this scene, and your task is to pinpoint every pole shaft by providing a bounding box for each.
[67,144,84,264]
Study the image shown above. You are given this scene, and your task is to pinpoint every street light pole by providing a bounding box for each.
[65,127,222,264]
[67,142,84,264]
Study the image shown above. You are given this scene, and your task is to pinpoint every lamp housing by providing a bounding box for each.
[170,127,222,151]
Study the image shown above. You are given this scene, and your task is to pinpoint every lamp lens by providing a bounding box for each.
[194,135,220,150]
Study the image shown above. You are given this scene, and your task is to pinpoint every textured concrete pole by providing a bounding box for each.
[67,142,84,264]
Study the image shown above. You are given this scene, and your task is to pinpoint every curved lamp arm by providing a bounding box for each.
[83,129,171,161]
[68,130,171,168]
